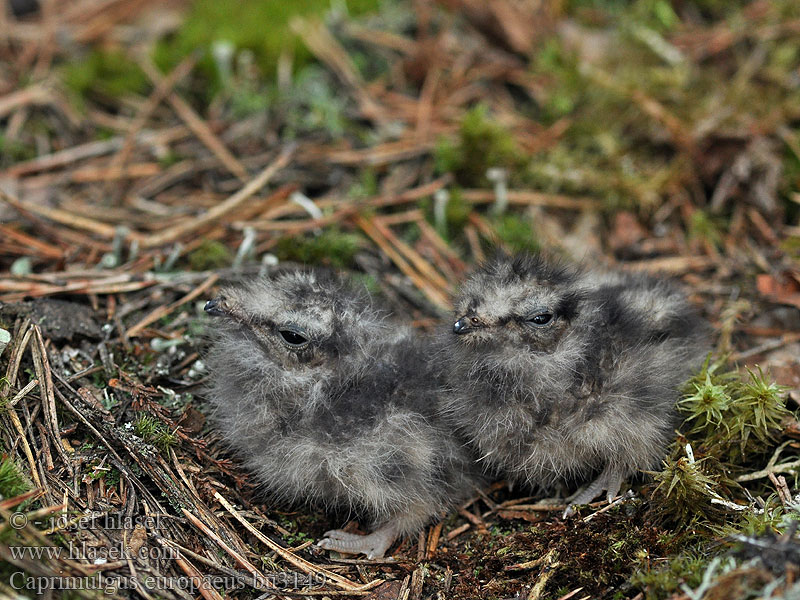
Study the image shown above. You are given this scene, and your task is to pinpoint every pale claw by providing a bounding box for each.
[316,524,397,559]
[562,466,626,518]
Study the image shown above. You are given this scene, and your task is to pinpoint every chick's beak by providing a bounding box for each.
[453,317,470,334]
[204,297,228,317]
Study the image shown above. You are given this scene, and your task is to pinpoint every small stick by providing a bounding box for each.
[732,333,800,361]
[0,225,63,258]
[139,57,248,182]
[6,378,38,408]
[126,273,219,338]
[736,441,800,482]
[581,492,633,523]
[460,189,600,210]
[139,146,294,248]
[322,139,434,166]
[354,215,449,310]
[769,473,793,507]
[6,408,42,489]
[457,507,488,534]
[555,587,585,600]
[373,216,450,291]
[2,126,188,177]
[464,225,485,263]
[168,546,226,600]
[620,255,715,275]
[0,83,51,119]
[424,522,442,559]
[213,492,374,592]
[31,326,72,472]
[0,189,125,240]
[290,18,386,124]
[182,508,264,580]
[445,523,470,541]
[109,52,199,179]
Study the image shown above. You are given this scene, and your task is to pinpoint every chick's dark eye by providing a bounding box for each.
[279,329,308,346]
[528,313,553,326]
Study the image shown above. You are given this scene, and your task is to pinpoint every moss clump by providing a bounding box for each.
[0,134,36,166]
[153,0,379,96]
[493,214,540,254]
[62,49,149,104]
[727,368,790,458]
[435,104,525,187]
[678,367,735,438]
[628,549,708,599]
[0,455,31,499]
[649,446,725,526]
[650,361,792,533]
[274,228,362,268]
[351,273,381,296]
[133,415,177,454]
[680,363,789,463]
[187,240,233,271]
[688,210,725,250]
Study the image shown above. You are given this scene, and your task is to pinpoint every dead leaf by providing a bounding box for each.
[756,273,800,309]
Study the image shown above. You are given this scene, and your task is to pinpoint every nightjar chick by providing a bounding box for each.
[441,253,709,515]
[204,271,479,558]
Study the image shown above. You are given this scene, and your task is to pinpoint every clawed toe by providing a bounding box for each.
[321,529,356,542]
[316,526,397,559]
[562,466,628,518]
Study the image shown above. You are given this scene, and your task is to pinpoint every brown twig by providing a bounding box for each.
[138,57,249,182]
[126,273,219,338]
[139,146,294,248]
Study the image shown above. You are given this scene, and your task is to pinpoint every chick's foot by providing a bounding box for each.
[317,524,397,559]
[563,465,626,518]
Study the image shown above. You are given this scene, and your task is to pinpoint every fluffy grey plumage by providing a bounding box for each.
[204,270,479,558]
[441,253,709,514]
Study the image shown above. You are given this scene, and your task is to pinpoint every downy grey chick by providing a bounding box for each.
[204,270,479,558]
[441,253,709,515]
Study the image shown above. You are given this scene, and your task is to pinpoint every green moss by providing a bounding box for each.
[651,361,792,532]
[153,0,379,96]
[688,210,725,249]
[187,240,233,271]
[434,104,525,187]
[0,134,36,165]
[497,507,671,595]
[629,549,707,599]
[158,151,183,169]
[0,455,31,499]
[351,273,381,296]
[349,168,379,199]
[678,370,732,438]
[649,447,724,526]
[726,367,790,459]
[133,415,177,454]
[62,49,149,104]
[274,228,362,268]
[279,518,312,545]
[492,214,540,254]
[719,496,794,538]
[682,363,789,462]
[532,37,584,121]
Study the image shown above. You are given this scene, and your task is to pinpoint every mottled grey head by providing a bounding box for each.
[451,253,584,354]
[205,271,384,371]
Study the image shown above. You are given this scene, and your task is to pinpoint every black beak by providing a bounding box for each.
[453,317,471,334]
[204,297,227,317]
